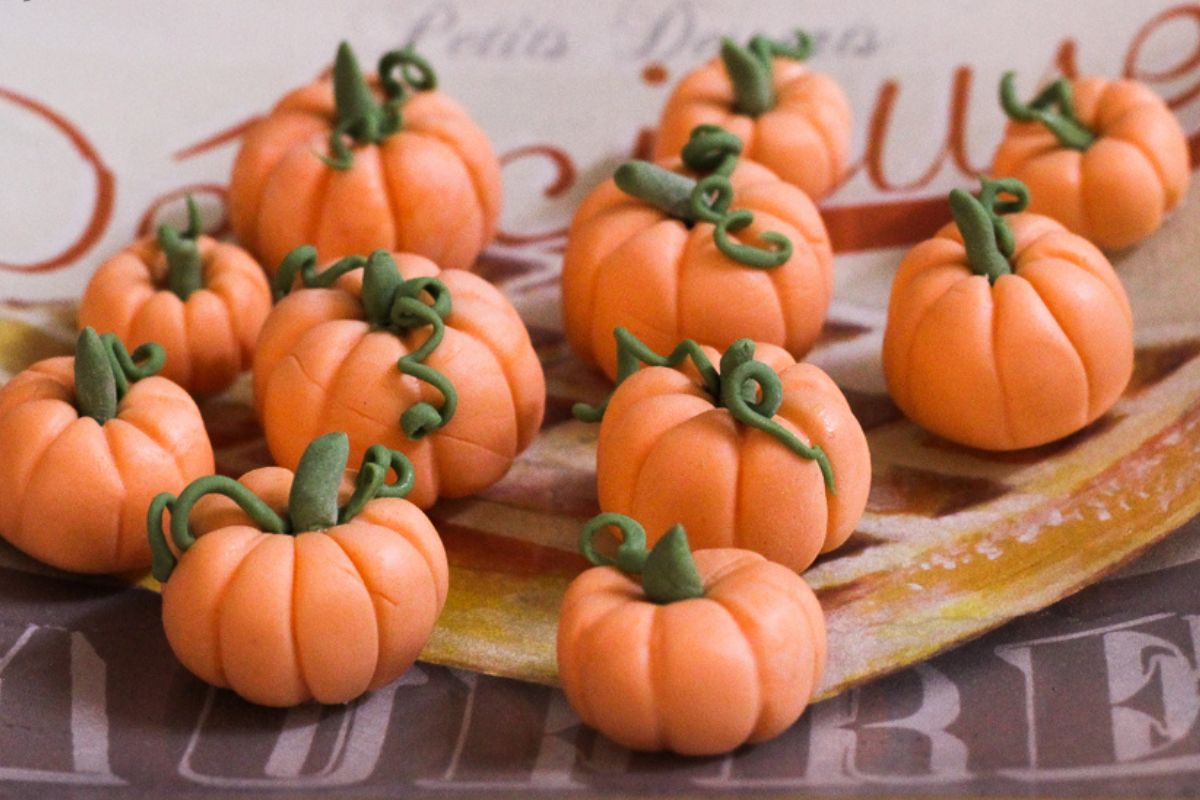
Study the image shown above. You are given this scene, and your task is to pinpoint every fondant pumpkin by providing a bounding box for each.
[229,41,502,273]
[576,329,869,573]
[882,177,1134,450]
[0,328,213,573]
[149,432,448,707]
[563,124,833,381]
[78,196,272,395]
[557,513,826,755]
[991,72,1190,250]
[253,247,544,509]
[652,31,852,200]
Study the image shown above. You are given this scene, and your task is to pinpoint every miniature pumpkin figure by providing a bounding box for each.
[149,432,448,707]
[563,124,833,381]
[78,196,272,395]
[228,41,502,273]
[652,31,852,200]
[576,329,869,573]
[882,177,1134,450]
[253,247,544,509]
[991,72,1190,250]
[557,513,827,755]
[0,328,213,573]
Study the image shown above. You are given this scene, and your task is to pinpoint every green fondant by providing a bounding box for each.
[157,195,204,301]
[612,125,794,269]
[74,328,165,424]
[949,176,1030,284]
[1000,71,1096,151]
[272,245,368,301]
[722,30,812,117]
[288,432,349,531]
[579,513,704,604]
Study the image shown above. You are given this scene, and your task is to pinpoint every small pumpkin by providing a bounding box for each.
[576,329,869,573]
[991,72,1190,250]
[253,247,544,509]
[0,328,213,573]
[563,124,833,381]
[652,31,852,200]
[78,197,272,395]
[557,513,826,755]
[882,177,1134,450]
[149,432,448,707]
[229,41,502,273]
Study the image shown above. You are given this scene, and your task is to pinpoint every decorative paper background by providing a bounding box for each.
[2,0,1200,795]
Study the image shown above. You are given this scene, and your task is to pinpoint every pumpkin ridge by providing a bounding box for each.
[312,325,376,441]
[131,294,191,389]
[570,591,636,729]
[9,414,76,551]
[1111,123,1175,207]
[101,418,152,568]
[211,532,274,689]
[711,592,766,739]
[646,606,668,750]
[623,393,716,513]
[402,127,490,247]
[777,77,844,169]
[894,273,963,415]
[375,140,407,255]
[288,538,311,700]
[355,502,446,606]
[1019,260,1107,418]
[989,279,1021,451]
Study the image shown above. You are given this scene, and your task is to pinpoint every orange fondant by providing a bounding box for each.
[562,159,833,381]
[160,464,448,707]
[652,56,852,199]
[882,212,1134,450]
[0,358,212,573]
[992,76,1190,251]
[253,253,544,508]
[78,236,271,395]
[557,547,826,755]
[596,344,869,572]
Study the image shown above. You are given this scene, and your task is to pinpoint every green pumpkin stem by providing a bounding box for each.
[148,434,417,582]
[288,432,349,531]
[157,196,204,301]
[579,513,704,604]
[74,328,165,424]
[999,72,1096,151]
[574,329,835,492]
[722,30,812,117]
[615,125,792,269]
[950,176,1030,284]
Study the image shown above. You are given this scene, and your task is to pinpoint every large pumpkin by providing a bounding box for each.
[78,196,272,395]
[991,72,1189,250]
[652,31,852,200]
[149,433,448,707]
[882,177,1134,450]
[229,41,502,273]
[563,124,833,381]
[0,329,213,573]
[577,330,870,573]
[557,513,826,755]
[253,247,544,509]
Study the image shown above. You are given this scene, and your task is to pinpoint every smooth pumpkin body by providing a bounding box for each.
[0,357,213,573]
[78,235,272,395]
[253,253,544,509]
[992,76,1190,250]
[653,55,852,199]
[162,465,449,707]
[557,547,826,755]
[563,159,833,381]
[882,212,1133,450]
[597,344,869,573]
[229,77,502,273]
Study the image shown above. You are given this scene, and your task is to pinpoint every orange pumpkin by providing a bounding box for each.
[149,432,448,707]
[557,513,826,755]
[882,177,1134,450]
[0,328,213,573]
[78,196,272,395]
[992,72,1190,250]
[563,124,833,381]
[653,31,852,200]
[253,247,544,509]
[229,41,501,273]
[576,329,869,573]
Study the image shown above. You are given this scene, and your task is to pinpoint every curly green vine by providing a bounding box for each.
[579,513,704,604]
